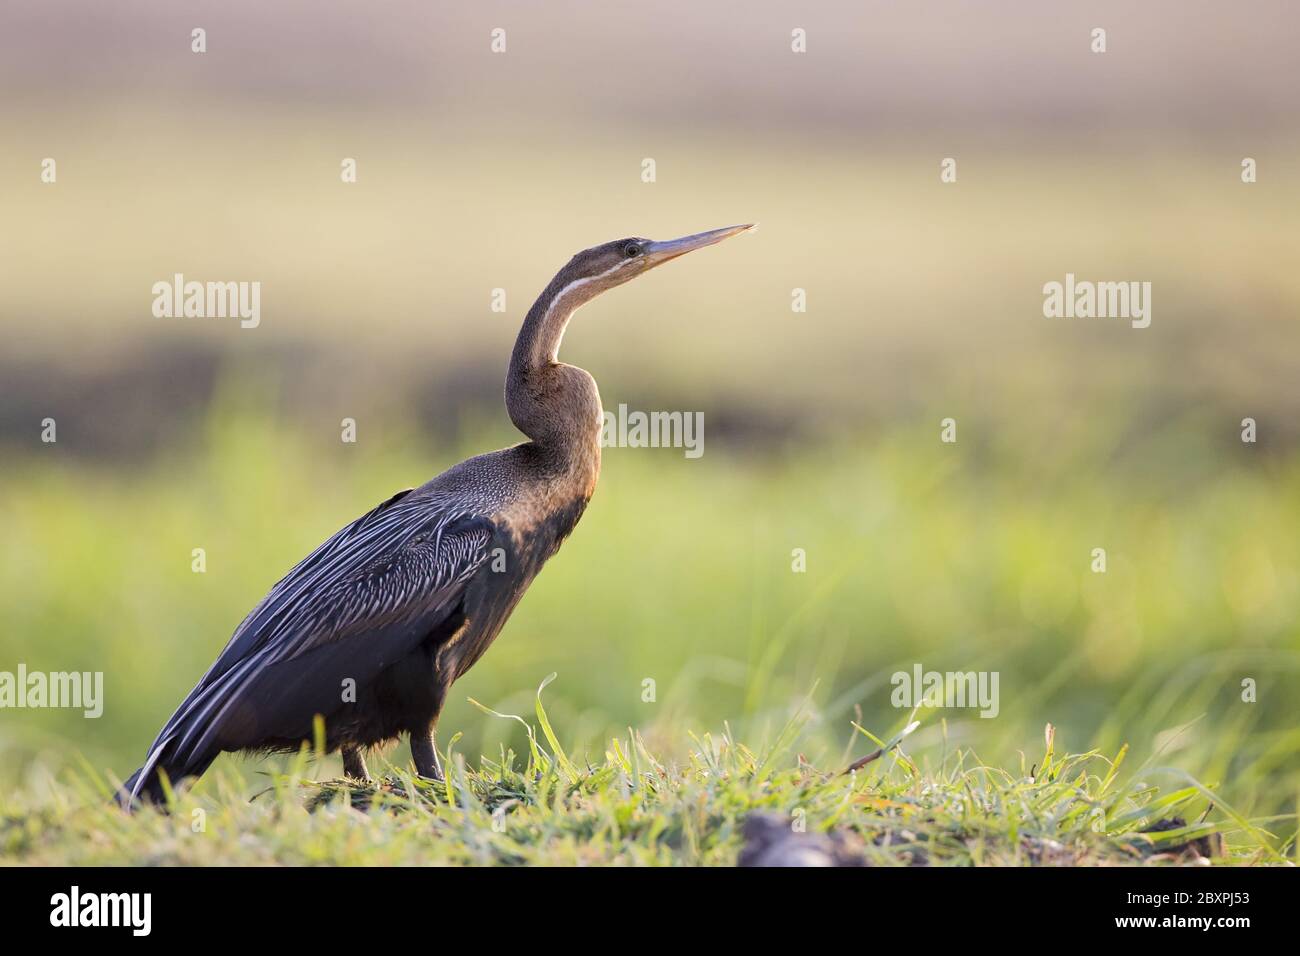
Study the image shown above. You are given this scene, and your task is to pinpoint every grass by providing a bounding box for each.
[2,683,1288,866]
[2,401,1300,864]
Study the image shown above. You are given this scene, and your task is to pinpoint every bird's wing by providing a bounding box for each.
[132,489,494,792]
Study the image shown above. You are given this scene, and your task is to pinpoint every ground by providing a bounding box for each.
[2,697,1288,866]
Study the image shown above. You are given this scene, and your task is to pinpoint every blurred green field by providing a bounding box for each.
[2,380,1298,851]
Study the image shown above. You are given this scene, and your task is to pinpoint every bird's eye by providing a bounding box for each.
[623,243,642,259]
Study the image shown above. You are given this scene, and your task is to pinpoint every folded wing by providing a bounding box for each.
[128,489,493,800]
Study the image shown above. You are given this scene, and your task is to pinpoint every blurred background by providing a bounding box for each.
[2,1,1298,823]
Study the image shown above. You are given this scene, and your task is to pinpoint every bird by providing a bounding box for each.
[120,224,754,806]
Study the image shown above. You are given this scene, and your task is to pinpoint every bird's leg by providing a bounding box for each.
[341,745,371,783]
[410,729,443,781]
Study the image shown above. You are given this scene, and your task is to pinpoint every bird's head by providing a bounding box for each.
[561,223,755,295]
[508,223,755,443]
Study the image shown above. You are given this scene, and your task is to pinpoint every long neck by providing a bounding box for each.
[506,270,604,466]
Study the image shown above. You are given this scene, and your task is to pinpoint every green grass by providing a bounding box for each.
[2,686,1287,866]
[2,398,1299,864]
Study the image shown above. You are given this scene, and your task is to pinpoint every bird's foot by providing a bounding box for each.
[411,731,444,781]
[341,745,372,783]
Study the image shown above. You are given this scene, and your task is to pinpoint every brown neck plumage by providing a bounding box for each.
[505,267,605,469]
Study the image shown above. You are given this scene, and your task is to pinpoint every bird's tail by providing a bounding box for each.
[115,742,215,811]
[116,765,166,809]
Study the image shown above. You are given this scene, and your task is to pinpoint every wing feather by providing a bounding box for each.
[131,490,493,795]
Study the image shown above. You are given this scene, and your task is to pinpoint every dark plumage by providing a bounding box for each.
[120,225,753,806]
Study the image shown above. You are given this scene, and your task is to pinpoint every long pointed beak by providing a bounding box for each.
[642,223,755,266]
